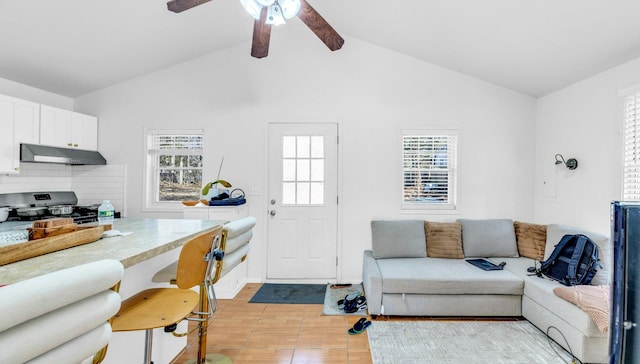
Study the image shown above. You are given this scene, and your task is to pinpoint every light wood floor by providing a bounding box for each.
[170,283,373,364]
[170,283,522,363]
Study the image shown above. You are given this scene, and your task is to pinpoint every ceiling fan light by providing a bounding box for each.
[240,0,263,20]
[279,0,301,19]
[265,4,285,25]
[256,0,275,6]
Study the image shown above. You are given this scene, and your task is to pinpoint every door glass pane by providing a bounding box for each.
[283,136,296,158]
[296,183,310,204]
[283,159,296,181]
[310,182,324,204]
[310,160,324,181]
[283,182,296,204]
[281,134,325,205]
[297,136,310,158]
[297,159,310,181]
[311,136,324,158]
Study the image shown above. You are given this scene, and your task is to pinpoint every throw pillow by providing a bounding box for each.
[545,224,610,285]
[514,221,547,260]
[458,219,519,258]
[371,220,427,259]
[425,221,464,259]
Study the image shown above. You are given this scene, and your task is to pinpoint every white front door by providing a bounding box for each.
[267,123,338,280]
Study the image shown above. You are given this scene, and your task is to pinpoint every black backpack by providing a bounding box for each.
[537,234,601,286]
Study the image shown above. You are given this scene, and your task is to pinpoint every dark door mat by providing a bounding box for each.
[248,283,326,304]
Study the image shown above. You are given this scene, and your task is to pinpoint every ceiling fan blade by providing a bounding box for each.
[296,0,344,51]
[251,7,272,58]
[167,0,212,13]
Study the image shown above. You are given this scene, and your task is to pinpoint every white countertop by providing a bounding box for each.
[0,218,223,285]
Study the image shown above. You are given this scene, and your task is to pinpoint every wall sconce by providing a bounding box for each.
[555,154,578,170]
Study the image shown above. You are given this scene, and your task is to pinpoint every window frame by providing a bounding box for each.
[399,128,458,211]
[143,129,204,212]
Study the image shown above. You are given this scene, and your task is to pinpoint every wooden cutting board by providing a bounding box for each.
[32,217,74,229]
[28,223,79,240]
[0,226,107,266]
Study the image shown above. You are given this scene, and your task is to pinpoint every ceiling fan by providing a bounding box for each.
[166,0,344,58]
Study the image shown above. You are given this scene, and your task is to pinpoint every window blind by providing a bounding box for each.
[624,93,640,200]
[148,134,203,154]
[402,132,457,208]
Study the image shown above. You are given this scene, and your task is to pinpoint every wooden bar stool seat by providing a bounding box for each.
[112,289,199,331]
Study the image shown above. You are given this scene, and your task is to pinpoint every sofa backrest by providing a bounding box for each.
[371,220,426,259]
[458,219,519,258]
[369,219,611,285]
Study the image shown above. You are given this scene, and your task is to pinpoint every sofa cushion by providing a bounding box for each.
[544,224,610,285]
[375,257,523,295]
[371,220,427,259]
[514,221,547,261]
[459,219,519,258]
[522,274,607,337]
[496,257,537,279]
[425,221,464,259]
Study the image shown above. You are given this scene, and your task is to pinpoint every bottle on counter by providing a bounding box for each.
[98,200,115,225]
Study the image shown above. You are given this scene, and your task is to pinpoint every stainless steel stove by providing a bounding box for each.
[0,191,102,225]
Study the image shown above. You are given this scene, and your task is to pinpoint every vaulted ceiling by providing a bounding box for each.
[2,0,640,98]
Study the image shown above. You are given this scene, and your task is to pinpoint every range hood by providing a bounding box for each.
[20,143,107,165]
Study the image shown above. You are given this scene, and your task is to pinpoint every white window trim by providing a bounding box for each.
[142,129,204,212]
[399,128,458,211]
[621,89,640,201]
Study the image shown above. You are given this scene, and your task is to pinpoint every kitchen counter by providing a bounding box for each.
[0,218,223,285]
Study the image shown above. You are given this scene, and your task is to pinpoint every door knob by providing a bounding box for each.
[270,210,276,216]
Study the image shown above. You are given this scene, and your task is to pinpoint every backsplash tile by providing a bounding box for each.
[72,164,127,216]
[0,163,126,217]
[0,163,72,193]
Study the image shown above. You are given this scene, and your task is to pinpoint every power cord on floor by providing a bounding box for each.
[546,326,582,364]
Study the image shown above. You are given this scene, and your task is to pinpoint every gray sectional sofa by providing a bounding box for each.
[362,219,610,364]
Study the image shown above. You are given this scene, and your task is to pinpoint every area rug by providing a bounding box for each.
[367,321,574,363]
[248,283,326,304]
[322,283,367,316]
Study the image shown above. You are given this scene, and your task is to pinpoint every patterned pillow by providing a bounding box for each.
[425,221,464,259]
[514,221,547,260]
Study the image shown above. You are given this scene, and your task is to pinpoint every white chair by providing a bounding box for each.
[152,216,256,364]
[0,259,124,364]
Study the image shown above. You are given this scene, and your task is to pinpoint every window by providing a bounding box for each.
[624,92,640,200]
[282,135,325,205]
[144,130,203,210]
[401,130,458,210]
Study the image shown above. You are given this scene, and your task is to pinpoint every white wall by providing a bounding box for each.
[0,76,73,109]
[534,57,640,235]
[75,30,536,282]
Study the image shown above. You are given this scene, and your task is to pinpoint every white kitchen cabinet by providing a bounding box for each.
[0,95,40,174]
[71,112,98,150]
[40,105,98,150]
[183,204,250,298]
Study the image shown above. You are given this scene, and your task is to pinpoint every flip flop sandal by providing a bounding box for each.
[348,319,371,335]
[337,292,361,309]
[344,296,367,313]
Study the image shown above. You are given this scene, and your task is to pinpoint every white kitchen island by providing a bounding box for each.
[0,218,224,364]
